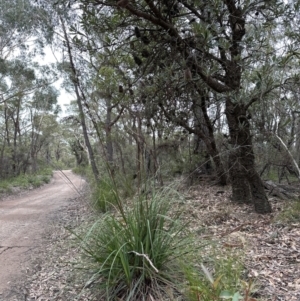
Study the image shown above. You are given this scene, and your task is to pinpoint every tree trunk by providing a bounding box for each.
[225,98,272,214]
[203,138,227,185]
[162,92,227,185]
[60,16,100,183]
[228,148,252,204]
[151,124,163,186]
[105,97,114,165]
[199,93,227,185]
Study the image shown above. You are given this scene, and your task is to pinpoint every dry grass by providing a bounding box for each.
[14,179,300,301]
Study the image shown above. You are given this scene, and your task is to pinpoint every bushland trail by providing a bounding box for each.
[0,170,85,299]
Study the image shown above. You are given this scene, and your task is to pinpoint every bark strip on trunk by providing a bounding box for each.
[225,98,272,214]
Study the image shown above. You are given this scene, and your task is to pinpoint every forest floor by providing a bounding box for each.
[0,175,299,301]
[0,170,86,301]
[181,181,300,301]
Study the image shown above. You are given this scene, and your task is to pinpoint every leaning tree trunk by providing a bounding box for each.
[225,98,272,214]
[164,92,227,185]
[105,97,114,165]
[206,141,227,186]
[60,16,100,183]
[200,93,227,185]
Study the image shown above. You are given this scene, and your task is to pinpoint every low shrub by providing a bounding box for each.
[28,176,42,188]
[0,181,11,194]
[115,172,136,199]
[0,168,53,193]
[73,165,91,178]
[41,175,51,184]
[40,167,53,176]
[79,187,190,300]
[276,200,300,223]
[184,252,257,301]
[91,178,119,212]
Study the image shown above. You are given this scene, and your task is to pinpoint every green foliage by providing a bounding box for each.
[72,165,91,178]
[0,181,11,194]
[184,254,252,301]
[114,172,136,199]
[78,188,190,300]
[51,159,72,171]
[265,169,279,182]
[72,166,115,212]
[39,167,53,176]
[0,169,53,194]
[27,175,42,188]
[91,177,119,212]
[41,174,51,184]
[276,200,300,223]
[75,163,136,212]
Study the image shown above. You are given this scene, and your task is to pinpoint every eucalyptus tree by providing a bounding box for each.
[57,0,227,185]
[278,0,300,178]
[83,50,128,168]
[238,3,300,183]
[27,84,61,171]
[60,100,87,166]
[0,0,55,104]
[49,2,144,180]
[72,0,292,213]
[47,7,101,182]
[0,0,53,60]
[250,68,300,182]
[0,59,58,177]
[0,0,59,178]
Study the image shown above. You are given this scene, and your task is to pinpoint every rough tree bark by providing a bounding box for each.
[221,1,271,213]
[199,93,227,185]
[83,0,272,212]
[162,97,227,186]
[225,99,272,213]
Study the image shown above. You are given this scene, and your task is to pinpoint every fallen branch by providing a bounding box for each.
[264,180,300,200]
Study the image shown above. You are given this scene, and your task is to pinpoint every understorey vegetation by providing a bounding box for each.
[0,167,53,196]
[1,0,300,300]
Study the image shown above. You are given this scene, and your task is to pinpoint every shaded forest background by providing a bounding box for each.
[1,0,300,213]
[3,1,300,301]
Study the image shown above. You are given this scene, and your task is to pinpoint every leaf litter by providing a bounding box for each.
[13,181,300,301]
[181,181,300,301]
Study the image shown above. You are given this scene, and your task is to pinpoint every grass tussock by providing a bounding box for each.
[276,200,300,223]
[78,187,191,300]
[73,175,252,301]
[183,252,252,301]
[91,178,119,212]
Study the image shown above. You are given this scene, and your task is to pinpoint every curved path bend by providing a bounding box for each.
[0,170,85,299]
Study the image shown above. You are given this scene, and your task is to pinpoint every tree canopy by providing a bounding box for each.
[2,0,300,213]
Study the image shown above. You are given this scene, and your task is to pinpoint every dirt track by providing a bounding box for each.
[0,170,85,299]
